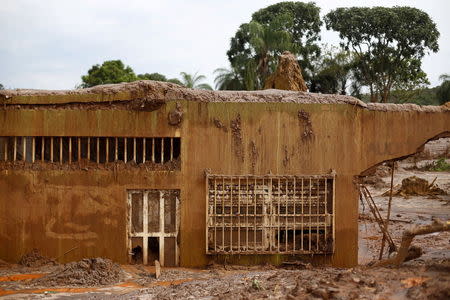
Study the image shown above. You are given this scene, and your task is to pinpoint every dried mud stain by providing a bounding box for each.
[213,118,228,132]
[298,110,314,142]
[0,157,181,172]
[168,102,183,126]
[231,114,244,162]
[249,141,258,172]
[282,145,289,167]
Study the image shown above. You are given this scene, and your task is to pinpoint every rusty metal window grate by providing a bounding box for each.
[206,174,335,255]
[0,136,180,166]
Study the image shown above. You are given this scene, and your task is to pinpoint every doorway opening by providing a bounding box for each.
[127,189,180,266]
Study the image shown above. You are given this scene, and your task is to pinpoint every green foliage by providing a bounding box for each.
[325,6,439,103]
[428,158,450,172]
[80,60,189,88]
[214,67,245,90]
[436,74,450,105]
[389,86,439,106]
[179,72,212,90]
[0,83,4,90]
[137,73,182,85]
[251,1,322,77]
[309,45,355,94]
[226,1,322,90]
[137,72,167,81]
[80,60,137,88]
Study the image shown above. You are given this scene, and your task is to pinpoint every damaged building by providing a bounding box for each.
[0,81,449,268]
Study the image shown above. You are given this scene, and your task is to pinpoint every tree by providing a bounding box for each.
[0,84,4,90]
[325,6,439,102]
[179,72,212,90]
[80,60,137,88]
[226,1,322,90]
[137,72,183,85]
[436,74,450,105]
[214,67,245,90]
[309,46,354,94]
[137,72,167,81]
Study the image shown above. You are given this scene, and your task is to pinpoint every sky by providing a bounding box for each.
[0,0,449,90]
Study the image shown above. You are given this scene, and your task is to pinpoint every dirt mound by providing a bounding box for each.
[361,164,392,188]
[263,51,308,91]
[382,176,447,197]
[18,249,58,267]
[33,258,124,287]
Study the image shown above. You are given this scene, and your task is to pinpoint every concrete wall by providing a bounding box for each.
[0,100,448,267]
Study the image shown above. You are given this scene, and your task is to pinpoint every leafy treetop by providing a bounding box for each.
[80,60,137,88]
[325,6,439,102]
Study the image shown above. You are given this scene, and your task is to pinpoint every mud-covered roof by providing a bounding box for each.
[0,80,448,112]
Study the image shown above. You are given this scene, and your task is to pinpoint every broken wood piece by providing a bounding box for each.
[379,161,395,260]
[155,260,161,279]
[374,219,449,267]
[359,185,396,253]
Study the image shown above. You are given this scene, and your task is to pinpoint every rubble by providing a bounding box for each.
[382,176,447,197]
[264,51,308,91]
[32,258,124,287]
[18,249,58,268]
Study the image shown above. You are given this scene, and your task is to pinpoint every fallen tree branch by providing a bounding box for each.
[374,219,449,267]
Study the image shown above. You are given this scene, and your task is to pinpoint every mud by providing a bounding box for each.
[168,102,183,126]
[282,145,289,167]
[213,118,228,132]
[249,141,258,172]
[381,176,447,197]
[18,249,57,268]
[230,114,244,161]
[263,51,308,92]
[298,109,314,142]
[2,80,448,113]
[0,157,181,172]
[0,157,448,299]
[32,258,124,287]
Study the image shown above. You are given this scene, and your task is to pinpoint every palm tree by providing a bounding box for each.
[213,67,245,90]
[439,74,450,82]
[247,16,298,86]
[179,72,213,90]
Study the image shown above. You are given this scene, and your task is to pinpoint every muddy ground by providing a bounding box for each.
[0,163,449,299]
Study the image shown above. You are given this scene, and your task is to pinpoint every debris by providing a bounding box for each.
[168,102,183,126]
[298,109,314,141]
[280,261,312,269]
[155,260,161,279]
[401,277,429,288]
[230,114,244,161]
[382,176,447,197]
[359,185,396,254]
[375,219,450,266]
[264,51,308,91]
[251,278,262,290]
[379,161,395,260]
[18,249,58,268]
[32,258,124,286]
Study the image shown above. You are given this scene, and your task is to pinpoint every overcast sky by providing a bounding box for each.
[0,0,448,90]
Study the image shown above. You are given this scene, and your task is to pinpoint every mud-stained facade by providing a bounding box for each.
[0,81,449,268]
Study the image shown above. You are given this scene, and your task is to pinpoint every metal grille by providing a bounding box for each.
[206,174,335,254]
[0,136,180,165]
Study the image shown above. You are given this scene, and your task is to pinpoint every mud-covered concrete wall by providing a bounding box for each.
[0,100,448,267]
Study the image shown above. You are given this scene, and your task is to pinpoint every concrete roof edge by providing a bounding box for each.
[0,80,448,112]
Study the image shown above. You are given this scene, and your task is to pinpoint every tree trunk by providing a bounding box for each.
[374,219,449,267]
